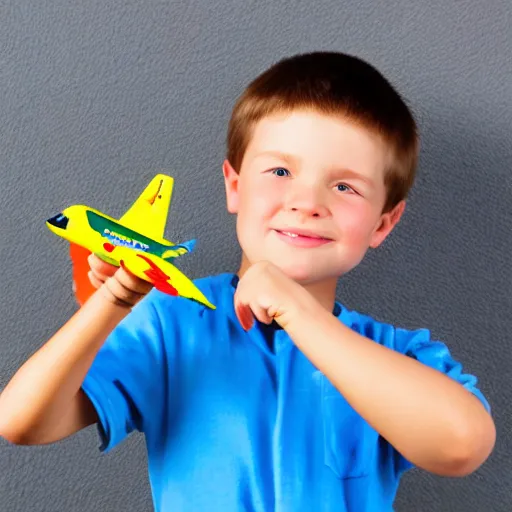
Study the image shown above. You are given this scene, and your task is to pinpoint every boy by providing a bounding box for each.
[0,52,495,511]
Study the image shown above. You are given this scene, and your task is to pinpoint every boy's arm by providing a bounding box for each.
[0,258,152,445]
[234,261,496,477]
[286,307,495,476]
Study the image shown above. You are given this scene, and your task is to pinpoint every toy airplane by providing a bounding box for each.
[46,174,215,309]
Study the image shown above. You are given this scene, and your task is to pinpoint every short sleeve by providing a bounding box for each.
[398,327,491,412]
[81,292,166,452]
[391,327,491,473]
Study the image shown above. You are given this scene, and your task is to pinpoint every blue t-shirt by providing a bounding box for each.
[81,273,490,512]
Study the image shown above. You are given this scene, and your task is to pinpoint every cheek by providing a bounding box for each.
[333,201,378,241]
[240,178,281,219]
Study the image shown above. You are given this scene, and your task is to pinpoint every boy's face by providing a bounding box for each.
[223,109,404,289]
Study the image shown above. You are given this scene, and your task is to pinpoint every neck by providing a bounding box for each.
[237,256,338,313]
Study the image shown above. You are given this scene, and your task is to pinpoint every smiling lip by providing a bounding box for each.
[273,228,333,248]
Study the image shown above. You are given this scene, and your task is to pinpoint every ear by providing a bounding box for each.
[369,200,406,249]
[223,159,240,214]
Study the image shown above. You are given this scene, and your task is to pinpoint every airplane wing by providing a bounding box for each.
[114,246,215,309]
[118,174,174,243]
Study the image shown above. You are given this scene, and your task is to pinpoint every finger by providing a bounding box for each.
[88,254,118,277]
[250,301,273,325]
[104,275,145,307]
[90,267,110,284]
[233,290,242,323]
[100,279,134,309]
[239,304,254,331]
[119,260,136,277]
[115,264,153,295]
[234,296,253,331]
[234,299,246,329]
[88,270,104,290]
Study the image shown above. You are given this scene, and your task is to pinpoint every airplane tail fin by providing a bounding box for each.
[118,174,174,242]
[161,239,196,260]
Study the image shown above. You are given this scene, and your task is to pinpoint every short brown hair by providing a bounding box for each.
[226,51,419,212]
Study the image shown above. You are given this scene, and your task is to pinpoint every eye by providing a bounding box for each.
[272,167,290,177]
[336,183,353,193]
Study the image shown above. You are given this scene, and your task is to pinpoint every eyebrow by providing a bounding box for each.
[255,150,375,188]
[254,150,298,165]
[334,169,375,188]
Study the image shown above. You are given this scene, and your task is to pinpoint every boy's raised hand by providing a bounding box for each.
[233,261,316,331]
[87,253,153,308]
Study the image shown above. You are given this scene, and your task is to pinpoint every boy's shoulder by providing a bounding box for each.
[337,303,436,356]
[340,302,491,412]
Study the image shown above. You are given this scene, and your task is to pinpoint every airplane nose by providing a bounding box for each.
[46,213,69,230]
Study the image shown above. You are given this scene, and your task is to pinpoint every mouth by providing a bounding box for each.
[274,227,332,240]
[272,228,333,247]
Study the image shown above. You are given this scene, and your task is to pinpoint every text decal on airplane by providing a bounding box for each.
[86,210,155,252]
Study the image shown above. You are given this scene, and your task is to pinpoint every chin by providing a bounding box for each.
[272,260,322,284]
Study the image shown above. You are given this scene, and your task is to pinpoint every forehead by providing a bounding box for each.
[244,110,390,178]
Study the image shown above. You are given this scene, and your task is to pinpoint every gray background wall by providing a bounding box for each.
[0,1,510,510]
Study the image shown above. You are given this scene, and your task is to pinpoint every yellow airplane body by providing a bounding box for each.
[46,174,215,309]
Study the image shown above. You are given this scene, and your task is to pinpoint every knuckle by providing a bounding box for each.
[108,277,135,302]
[113,270,150,300]
[116,268,139,291]
[92,269,106,282]
[88,272,101,289]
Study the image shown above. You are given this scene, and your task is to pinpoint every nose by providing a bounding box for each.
[46,213,69,230]
[285,183,328,218]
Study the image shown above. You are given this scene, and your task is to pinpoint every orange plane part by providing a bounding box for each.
[70,243,95,306]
